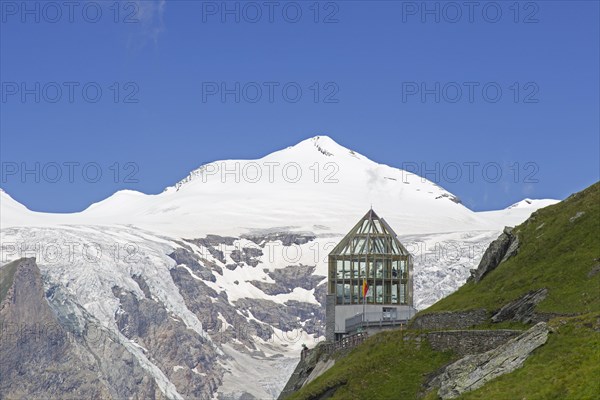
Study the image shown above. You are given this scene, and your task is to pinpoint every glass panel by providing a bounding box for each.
[401,260,408,282]
[375,260,383,279]
[392,260,399,278]
[384,282,391,304]
[344,283,351,304]
[352,260,359,278]
[341,244,349,255]
[352,283,359,304]
[356,221,364,234]
[373,219,382,233]
[391,240,400,254]
[357,238,367,253]
[391,283,398,304]
[343,260,351,279]
[363,220,372,234]
[336,283,343,304]
[359,259,366,279]
[376,284,383,304]
[370,238,379,253]
[336,261,343,279]
[379,238,387,253]
[367,280,374,303]
[400,283,405,304]
[383,260,391,279]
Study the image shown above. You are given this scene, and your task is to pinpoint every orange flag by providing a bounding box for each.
[362,279,369,298]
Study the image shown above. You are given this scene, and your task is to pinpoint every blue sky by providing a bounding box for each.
[1,0,598,213]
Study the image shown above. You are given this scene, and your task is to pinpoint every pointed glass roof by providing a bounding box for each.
[329,209,410,256]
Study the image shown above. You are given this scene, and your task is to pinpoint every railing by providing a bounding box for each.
[345,310,415,333]
[320,332,369,355]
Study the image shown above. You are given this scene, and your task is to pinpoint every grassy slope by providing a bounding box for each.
[0,259,20,304]
[287,331,454,400]
[455,314,600,400]
[289,182,600,400]
[425,182,599,315]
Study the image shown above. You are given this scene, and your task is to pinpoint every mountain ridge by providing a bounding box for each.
[1,136,558,237]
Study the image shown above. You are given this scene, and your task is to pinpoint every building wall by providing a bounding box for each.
[334,304,416,333]
[325,294,336,342]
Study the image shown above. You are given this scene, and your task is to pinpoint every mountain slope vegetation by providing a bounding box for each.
[287,182,600,400]
[426,181,599,315]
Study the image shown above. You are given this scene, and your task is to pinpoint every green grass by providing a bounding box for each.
[425,182,600,315]
[0,259,20,304]
[459,314,600,400]
[288,182,600,400]
[287,330,454,400]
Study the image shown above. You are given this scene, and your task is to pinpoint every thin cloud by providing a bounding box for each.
[127,0,166,49]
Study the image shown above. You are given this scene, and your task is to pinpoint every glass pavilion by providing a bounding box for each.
[327,209,413,308]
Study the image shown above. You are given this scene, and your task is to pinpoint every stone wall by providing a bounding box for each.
[410,309,488,330]
[427,323,549,399]
[425,330,521,357]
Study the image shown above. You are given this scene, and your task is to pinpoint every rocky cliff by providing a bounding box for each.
[0,258,167,399]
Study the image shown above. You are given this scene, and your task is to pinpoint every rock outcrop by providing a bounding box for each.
[250,265,325,296]
[168,247,217,282]
[111,284,223,399]
[428,322,549,399]
[0,258,166,399]
[278,343,332,400]
[491,288,548,324]
[468,227,519,283]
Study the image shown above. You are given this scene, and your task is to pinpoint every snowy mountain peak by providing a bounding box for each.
[506,198,556,210]
[507,198,533,208]
[0,136,559,237]
[290,135,342,153]
[278,135,365,162]
[170,135,364,192]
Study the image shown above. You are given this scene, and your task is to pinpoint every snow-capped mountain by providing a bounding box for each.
[1,136,536,236]
[0,136,558,399]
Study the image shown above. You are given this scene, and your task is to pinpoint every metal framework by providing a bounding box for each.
[328,209,413,306]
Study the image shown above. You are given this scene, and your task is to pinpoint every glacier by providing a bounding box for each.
[0,136,558,399]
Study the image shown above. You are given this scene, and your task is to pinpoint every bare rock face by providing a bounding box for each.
[168,247,217,282]
[242,232,316,247]
[277,343,331,399]
[0,258,164,399]
[468,227,518,283]
[184,235,237,264]
[429,322,549,399]
[111,283,223,399]
[249,265,325,296]
[491,288,548,324]
[1,230,327,399]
